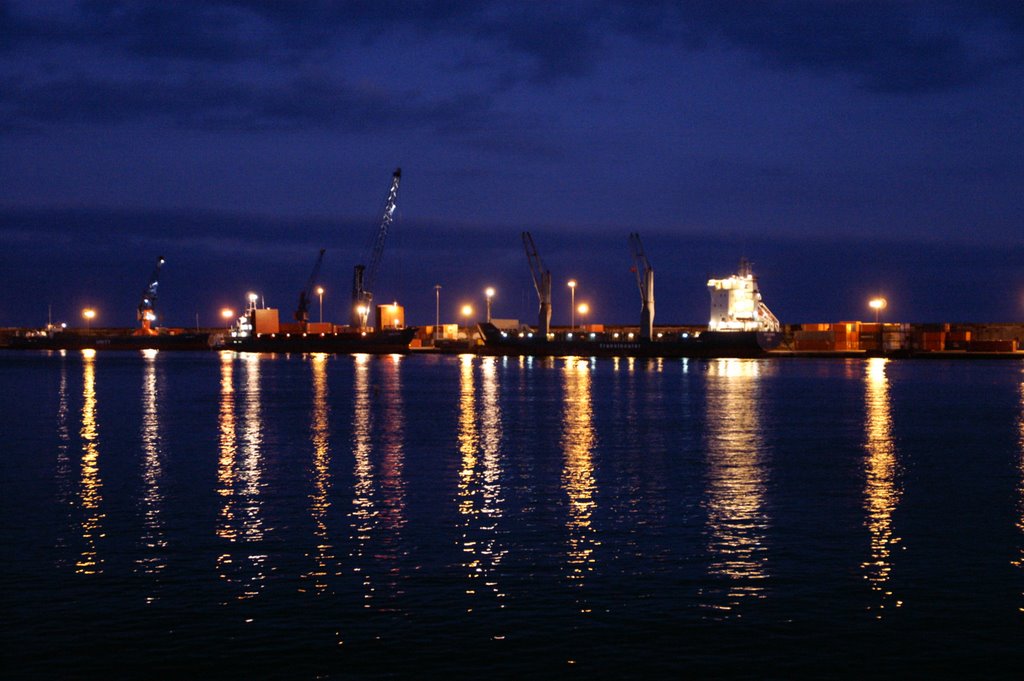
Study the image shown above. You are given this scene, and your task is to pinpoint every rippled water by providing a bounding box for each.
[2,350,1022,678]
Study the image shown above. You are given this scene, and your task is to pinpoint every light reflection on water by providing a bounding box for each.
[701,358,769,614]
[349,353,408,611]
[862,357,903,616]
[561,356,599,610]
[457,356,508,615]
[349,353,376,606]
[76,349,103,575]
[215,352,267,600]
[54,356,72,565]
[136,350,167,588]
[301,353,333,595]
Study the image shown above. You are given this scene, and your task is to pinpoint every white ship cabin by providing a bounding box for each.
[706,259,781,332]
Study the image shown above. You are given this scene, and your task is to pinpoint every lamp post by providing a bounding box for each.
[221,308,235,325]
[869,297,887,352]
[568,279,577,329]
[82,308,96,331]
[485,287,495,323]
[577,302,589,331]
[316,286,324,323]
[434,284,441,341]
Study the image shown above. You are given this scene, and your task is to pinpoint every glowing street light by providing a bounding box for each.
[221,308,235,323]
[485,287,495,323]
[869,297,887,323]
[577,302,589,330]
[461,304,474,321]
[316,286,325,323]
[568,279,577,329]
[82,308,96,330]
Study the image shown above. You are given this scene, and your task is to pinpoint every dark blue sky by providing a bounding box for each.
[2,1,1022,328]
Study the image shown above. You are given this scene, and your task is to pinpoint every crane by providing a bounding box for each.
[629,233,655,340]
[134,256,165,336]
[351,168,402,328]
[522,232,552,337]
[294,248,326,328]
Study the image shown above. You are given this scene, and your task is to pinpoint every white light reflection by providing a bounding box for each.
[54,356,72,566]
[136,350,167,589]
[349,354,376,607]
[701,358,769,614]
[215,352,268,600]
[76,349,104,575]
[377,354,407,608]
[301,353,334,595]
[457,356,508,614]
[862,357,903,616]
[561,356,599,611]
[346,354,407,611]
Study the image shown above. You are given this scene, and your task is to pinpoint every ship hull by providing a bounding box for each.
[223,328,417,354]
[477,324,781,358]
[4,331,214,351]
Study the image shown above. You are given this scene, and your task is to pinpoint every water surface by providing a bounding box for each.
[2,350,1022,677]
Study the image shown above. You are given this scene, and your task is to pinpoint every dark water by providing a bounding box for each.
[2,350,1022,678]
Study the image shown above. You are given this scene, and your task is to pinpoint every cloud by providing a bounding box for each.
[612,0,1024,94]
[0,72,497,133]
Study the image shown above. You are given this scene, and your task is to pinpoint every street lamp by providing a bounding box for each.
[869,297,887,323]
[568,280,577,329]
[577,302,589,330]
[220,308,235,324]
[316,286,324,323]
[82,308,96,331]
[485,287,495,323]
[461,304,474,321]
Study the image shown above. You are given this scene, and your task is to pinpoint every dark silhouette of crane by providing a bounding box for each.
[522,232,552,337]
[629,233,655,340]
[134,256,165,336]
[295,248,326,329]
[351,168,401,328]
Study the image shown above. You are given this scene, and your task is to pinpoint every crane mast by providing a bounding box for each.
[352,168,402,328]
[522,232,552,337]
[294,248,326,328]
[135,256,165,336]
[629,233,655,340]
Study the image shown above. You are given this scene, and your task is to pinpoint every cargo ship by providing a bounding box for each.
[222,300,417,354]
[223,327,417,354]
[477,258,782,358]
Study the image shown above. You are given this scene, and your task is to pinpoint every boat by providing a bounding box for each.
[477,258,782,358]
[2,328,215,351]
[222,300,417,354]
[222,327,417,354]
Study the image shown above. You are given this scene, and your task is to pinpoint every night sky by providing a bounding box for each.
[2,1,1022,329]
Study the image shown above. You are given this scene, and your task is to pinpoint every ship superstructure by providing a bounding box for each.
[707,259,780,333]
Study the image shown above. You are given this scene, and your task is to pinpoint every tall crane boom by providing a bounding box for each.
[522,232,552,337]
[352,168,402,328]
[135,256,165,336]
[295,248,326,326]
[629,233,655,340]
